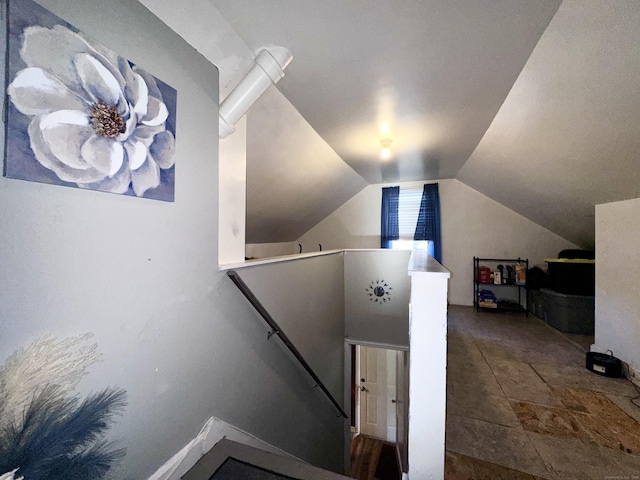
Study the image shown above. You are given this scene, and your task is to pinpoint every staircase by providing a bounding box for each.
[183,438,353,479]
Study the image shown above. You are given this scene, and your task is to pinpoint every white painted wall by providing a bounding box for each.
[0,1,344,478]
[344,250,411,348]
[594,198,640,384]
[297,179,577,305]
[219,117,247,265]
[407,252,450,479]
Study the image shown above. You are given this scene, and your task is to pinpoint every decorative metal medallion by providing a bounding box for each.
[366,279,392,303]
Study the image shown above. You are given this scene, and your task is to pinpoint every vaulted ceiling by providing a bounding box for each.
[213,0,640,248]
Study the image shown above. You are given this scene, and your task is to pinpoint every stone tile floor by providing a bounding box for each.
[445,305,640,480]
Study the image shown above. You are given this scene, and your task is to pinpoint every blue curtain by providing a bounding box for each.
[380,186,399,248]
[414,183,442,262]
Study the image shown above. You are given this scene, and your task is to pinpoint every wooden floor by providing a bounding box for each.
[350,435,400,480]
[350,435,383,480]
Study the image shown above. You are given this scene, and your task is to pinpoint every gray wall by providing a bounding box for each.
[239,254,346,403]
[344,250,410,348]
[0,1,343,477]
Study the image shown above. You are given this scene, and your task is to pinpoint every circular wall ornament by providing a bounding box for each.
[366,279,392,303]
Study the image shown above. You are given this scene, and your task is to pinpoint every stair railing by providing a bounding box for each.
[227,270,348,418]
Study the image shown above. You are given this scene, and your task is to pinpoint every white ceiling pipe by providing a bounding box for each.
[219,46,293,138]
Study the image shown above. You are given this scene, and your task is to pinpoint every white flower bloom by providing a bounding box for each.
[7,25,175,197]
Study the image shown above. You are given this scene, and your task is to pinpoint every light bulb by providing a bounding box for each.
[380,137,393,159]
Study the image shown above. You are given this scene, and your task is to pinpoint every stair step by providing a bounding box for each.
[183,438,352,480]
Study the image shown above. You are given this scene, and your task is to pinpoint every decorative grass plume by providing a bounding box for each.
[0,334,100,431]
[0,335,127,479]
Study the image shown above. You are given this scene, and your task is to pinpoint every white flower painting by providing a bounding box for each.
[5,0,177,201]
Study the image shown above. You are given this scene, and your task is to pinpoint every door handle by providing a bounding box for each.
[391,399,397,403]
[360,386,368,392]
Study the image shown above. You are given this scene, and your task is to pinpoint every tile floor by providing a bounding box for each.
[445,305,640,480]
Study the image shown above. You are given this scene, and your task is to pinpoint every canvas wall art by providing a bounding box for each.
[5,0,177,201]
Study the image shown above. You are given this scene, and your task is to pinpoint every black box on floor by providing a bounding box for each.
[586,351,623,378]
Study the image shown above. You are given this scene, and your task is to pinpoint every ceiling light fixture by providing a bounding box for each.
[380,138,393,159]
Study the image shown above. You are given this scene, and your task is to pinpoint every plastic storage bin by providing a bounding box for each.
[545,258,595,296]
[540,288,594,334]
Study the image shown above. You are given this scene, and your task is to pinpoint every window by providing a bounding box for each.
[390,187,434,255]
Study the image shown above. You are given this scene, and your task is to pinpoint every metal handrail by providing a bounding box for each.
[227,270,348,418]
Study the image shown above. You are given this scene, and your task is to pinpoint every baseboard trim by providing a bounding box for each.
[627,364,640,388]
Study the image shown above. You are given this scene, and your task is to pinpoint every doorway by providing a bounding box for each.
[357,345,397,442]
[348,343,409,444]
[347,342,409,478]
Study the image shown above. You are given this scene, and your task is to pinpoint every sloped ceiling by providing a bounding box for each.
[245,88,367,243]
[213,0,640,247]
[215,0,561,185]
[457,0,640,248]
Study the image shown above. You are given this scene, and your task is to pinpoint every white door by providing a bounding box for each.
[359,346,397,442]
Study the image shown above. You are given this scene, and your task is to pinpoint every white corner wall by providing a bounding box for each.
[595,197,640,384]
[407,255,450,479]
[219,117,247,265]
[297,179,577,305]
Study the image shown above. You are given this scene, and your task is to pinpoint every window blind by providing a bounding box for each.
[397,187,423,240]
